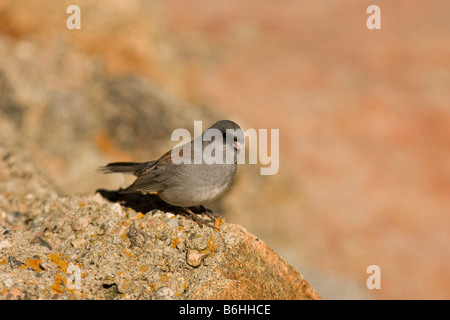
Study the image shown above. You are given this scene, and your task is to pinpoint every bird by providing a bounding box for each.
[99,120,244,228]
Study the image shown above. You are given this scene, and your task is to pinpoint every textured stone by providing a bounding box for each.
[186,249,207,268]
[0,149,320,300]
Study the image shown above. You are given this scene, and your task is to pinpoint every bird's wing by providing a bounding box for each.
[121,148,186,193]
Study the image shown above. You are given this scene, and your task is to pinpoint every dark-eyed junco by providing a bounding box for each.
[99,120,244,227]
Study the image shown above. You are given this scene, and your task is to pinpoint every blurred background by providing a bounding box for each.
[0,0,449,299]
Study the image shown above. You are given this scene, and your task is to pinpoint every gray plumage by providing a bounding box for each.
[100,120,244,208]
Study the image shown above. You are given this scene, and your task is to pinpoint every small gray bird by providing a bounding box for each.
[100,120,244,227]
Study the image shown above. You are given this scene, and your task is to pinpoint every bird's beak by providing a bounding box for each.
[234,141,244,151]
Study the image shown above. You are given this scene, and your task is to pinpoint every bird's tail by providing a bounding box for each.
[98,161,154,177]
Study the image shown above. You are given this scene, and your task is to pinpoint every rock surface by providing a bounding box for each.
[0,149,319,300]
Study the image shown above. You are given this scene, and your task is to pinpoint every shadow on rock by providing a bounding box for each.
[95,189,213,217]
[96,189,186,215]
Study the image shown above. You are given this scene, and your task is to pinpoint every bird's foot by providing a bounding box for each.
[198,205,221,221]
[183,207,219,230]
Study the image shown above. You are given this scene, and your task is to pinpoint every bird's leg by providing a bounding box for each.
[198,205,220,221]
[182,207,215,229]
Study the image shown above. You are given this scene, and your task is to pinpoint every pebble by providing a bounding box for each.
[3,278,13,288]
[154,286,175,300]
[6,211,23,225]
[8,256,23,268]
[187,233,209,251]
[186,249,207,268]
[167,217,179,228]
[9,287,23,299]
[0,240,11,249]
[152,210,165,218]
[31,236,53,250]
[111,203,124,217]
[71,238,86,248]
[71,215,90,231]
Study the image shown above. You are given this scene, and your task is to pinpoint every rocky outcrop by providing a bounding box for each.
[0,16,321,299]
[0,149,319,300]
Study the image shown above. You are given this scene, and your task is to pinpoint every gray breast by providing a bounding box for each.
[158,163,237,207]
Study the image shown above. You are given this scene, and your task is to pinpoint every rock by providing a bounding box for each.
[31,236,53,251]
[186,249,207,268]
[3,278,13,288]
[0,27,324,298]
[0,148,320,300]
[154,286,176,300]
[8,256,23,269]
[0,35,213,196]
[0,240,11,249]
[71,215,90,231]
[5,211,24,225]
[167,217,179,228]
[9,288,23,299]
[70,238,86,249]
[191,224,321,300]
